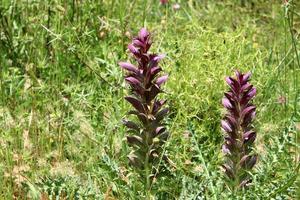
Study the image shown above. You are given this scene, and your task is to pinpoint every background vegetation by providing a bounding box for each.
[0,0,299,199]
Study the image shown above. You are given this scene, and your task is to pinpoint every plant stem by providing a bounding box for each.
[145,153,150,199]
[145,137,151,199]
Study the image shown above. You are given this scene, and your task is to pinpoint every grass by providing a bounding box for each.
[0,0,299,199]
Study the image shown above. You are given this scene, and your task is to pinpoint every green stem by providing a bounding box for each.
[145,150,151,199]
[287,1,300,167]
[233,103,242,191]
[144,131,151,199]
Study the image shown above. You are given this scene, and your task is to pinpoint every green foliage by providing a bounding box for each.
[29,175,101,199]
[0,0,299,199]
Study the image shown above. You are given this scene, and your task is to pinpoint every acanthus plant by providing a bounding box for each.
[119,28,169,195]
[221,71,257,191]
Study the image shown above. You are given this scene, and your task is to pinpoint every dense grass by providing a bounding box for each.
[0,0,299,199]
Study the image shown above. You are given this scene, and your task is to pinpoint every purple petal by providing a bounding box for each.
[119,62,138,73]
[125,77,141,86]
[132,39,144,47]
[221,120,232,132]
[128,44,138,55]
[153,54,165,62]
[251,111,256,118]
[247,87,256,99]
[225,115,237,129]
[226,77,239,93]
[148,54,165,69]
[243,111,256,126]
[155,126,166,136]
[242,106,256,118]
[225,77,233,86]
[145,66,161,83]
[222,164,234,179]
[125,96,145,113]
[153,100,167,114]
[145,39,152,52]
[224,92,235,101]
[242,72,251,84]
[160,0,168,5]
[147,84,161,102]
[243,130,256,144]
[151,66,162,75]
[156,75,168,86]
[240,155,257,169]
[235,70,243,82]
[242,111,256,128]
[222,97,232,109]
[138,28,149,41]
[222,144,231,155]
[241,83,252,92]
[241,87,256,105]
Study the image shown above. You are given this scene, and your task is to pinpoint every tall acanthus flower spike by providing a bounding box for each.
[119,28,169,193]
[221,71,257,190]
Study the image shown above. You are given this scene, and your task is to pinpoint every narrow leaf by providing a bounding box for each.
[119,62,139,73]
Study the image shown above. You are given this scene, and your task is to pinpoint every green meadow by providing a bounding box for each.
[0,0,299,199]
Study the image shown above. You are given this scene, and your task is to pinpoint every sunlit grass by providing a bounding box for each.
[0,0,299,199]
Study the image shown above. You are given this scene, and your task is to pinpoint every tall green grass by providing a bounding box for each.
[0,0,299,199]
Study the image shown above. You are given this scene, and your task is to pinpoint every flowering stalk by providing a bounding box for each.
[221,71,257,191]
[119,28,169,195]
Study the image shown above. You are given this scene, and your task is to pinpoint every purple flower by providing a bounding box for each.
[160,0,168,5]
[221,71,257,190]
[119,28,169,173]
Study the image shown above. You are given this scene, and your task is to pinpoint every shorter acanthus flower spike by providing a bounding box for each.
[221,70,258,190]
[119,28,170,174]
